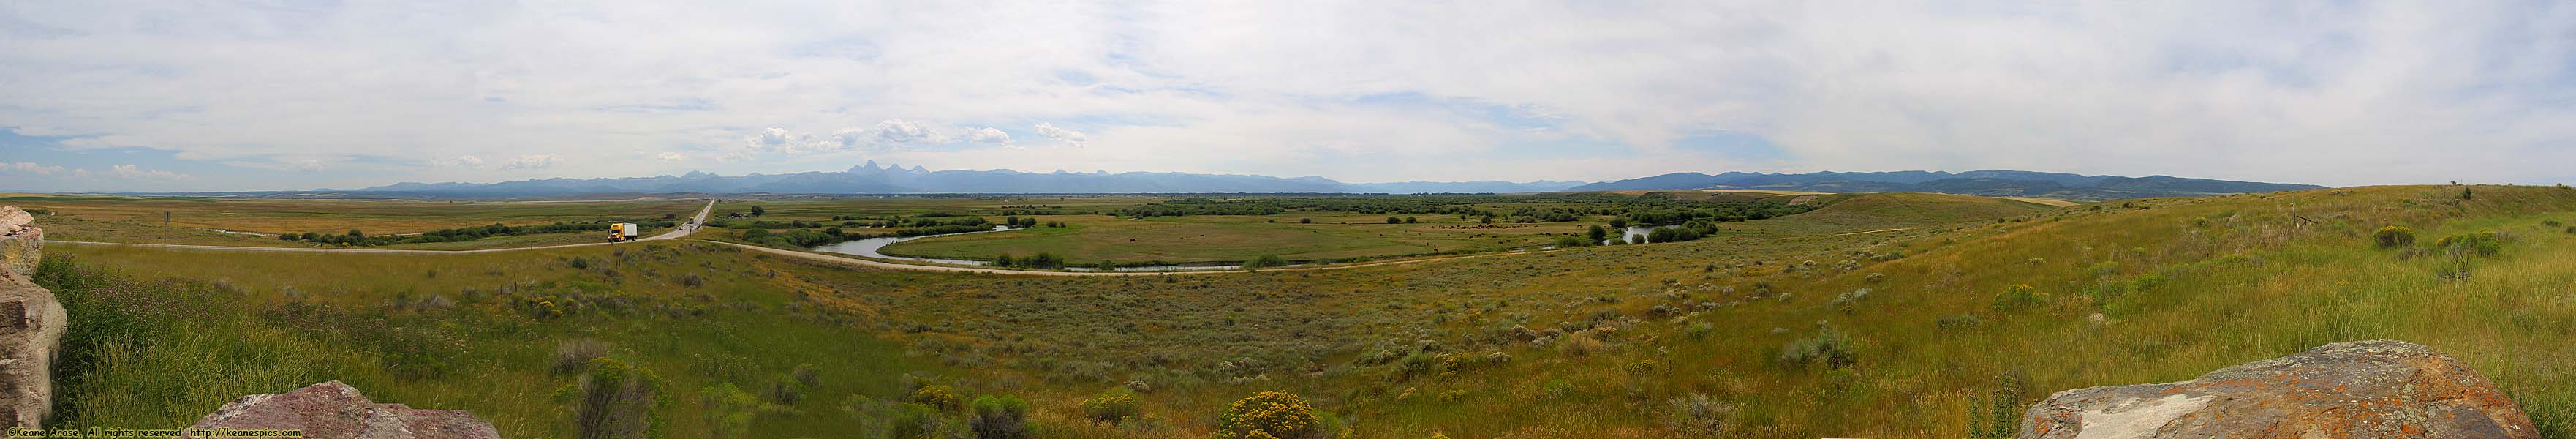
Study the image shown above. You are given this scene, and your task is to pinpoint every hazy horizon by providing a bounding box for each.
[7,1,2576,192]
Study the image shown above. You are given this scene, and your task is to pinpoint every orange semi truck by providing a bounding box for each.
[607,222,639,241]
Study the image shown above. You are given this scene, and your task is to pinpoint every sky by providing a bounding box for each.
[4,1,2575,192]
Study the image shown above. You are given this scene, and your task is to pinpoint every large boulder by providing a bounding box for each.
[186,380,501,439]
[0,206,60,427]
[2020,339,2537,438]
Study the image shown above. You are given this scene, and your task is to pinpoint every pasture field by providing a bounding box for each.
[6,194,699,249]
[720,192,1876,265]
[34,185,2576,438]
[875,214,1582,263]
[1,194,701,235]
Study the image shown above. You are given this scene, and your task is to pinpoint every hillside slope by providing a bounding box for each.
[40,184,2576,438]
[1770,192,2061,230]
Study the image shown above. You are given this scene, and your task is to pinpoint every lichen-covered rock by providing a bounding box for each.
[186,380,501,439]
[2020,339,2537,439]
[0,206,37,277]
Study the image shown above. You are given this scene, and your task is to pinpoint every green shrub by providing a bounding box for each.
[1775,328,1857,369]
[1023,252,1065,269]
[2436,230,2503,256]
[552,339,611,374]
[1243,254,1288,269]
[1991,284,2042,312]
[700,383,793,438]
[969,396,1030,439]
[560,358,659,439]
[908,385,963,412]
[1082,388,1142,423]
[1541,379,1576,399]
[1935,314,1982,330]
[1553,235,1592,248]
[1664,392,1738,435]
[1215,391,1321,439]
[884,402,963,439]
[2373,226,2416,248]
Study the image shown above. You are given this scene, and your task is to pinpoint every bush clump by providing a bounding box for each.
[560,358,659,439]
[1081,388,1142,423]
[1242,254,1288,269]
[2436,230,2504,256]
[907,385,963,412]
[1665,392,1739,435]
[1214,391,1321,439]
[1776,328,1857,369]
[1991,284,2041,312]
[551,339,611,374]
[969,396,1030,439]
[2373,226,2416,248]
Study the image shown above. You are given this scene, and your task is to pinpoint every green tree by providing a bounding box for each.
[1386,217,1401,224]
[1586,225,1609,242]
[751,205,767,216]
[1609,217,1628,228]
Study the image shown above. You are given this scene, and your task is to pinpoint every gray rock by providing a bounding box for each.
[2020,339,2537,439]
[187,380,501,439]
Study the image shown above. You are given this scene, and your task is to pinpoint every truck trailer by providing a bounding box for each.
[607,222,639,241]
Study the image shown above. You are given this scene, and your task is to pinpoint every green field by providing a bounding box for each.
[34,185,2576,438]
[874,192,2054,264]
[8,194,699,249]
[876,214,1577,263]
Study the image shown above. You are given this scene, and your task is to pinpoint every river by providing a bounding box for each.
[807,226,1267,271]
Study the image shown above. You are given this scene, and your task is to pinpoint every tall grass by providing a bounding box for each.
[34,255,358,428]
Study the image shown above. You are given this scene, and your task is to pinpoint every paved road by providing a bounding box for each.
[48,200,715,255]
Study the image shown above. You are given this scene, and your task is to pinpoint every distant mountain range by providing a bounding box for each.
[1562,170,2323,200]
[346,161,1590,195]
[338,162,2320,200]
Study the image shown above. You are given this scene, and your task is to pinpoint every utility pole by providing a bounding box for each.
[162,211,170,244]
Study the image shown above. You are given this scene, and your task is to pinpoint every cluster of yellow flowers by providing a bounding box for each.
[1214,391,1317,439]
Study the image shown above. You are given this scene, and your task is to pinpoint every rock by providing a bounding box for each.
[0,207,35,277]
[186,380,501,439]
[2020,339,2537,439]
[0,206,28,235]
[0,243,62,428]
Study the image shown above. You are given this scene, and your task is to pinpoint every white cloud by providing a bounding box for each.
[435,155,487,167]
[1,162,67,175]
[1033,122,1086,147]
[966,127,1013,145]
[109,164,190,181]
[658,152,690,162]
[1,1,2572,189]
[499,154,559,170]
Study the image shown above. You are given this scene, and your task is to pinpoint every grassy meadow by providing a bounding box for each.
[31,184,2576,438]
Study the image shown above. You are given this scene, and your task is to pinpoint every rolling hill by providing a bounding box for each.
[1563,170,2322,200]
